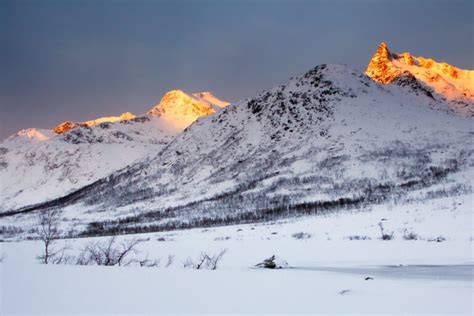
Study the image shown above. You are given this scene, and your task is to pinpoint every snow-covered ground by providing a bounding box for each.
[1,194,472,315]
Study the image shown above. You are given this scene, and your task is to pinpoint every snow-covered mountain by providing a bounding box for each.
[365,42,473,116]
[0,90,228,211]
[3,59,471,237]
[52,112,136,134]
[1,45,472,239]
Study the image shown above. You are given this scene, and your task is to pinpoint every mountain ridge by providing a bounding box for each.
[365,42,474,116]
[0,90,229,211]
[1,45,472,238]
[2,62,471,238]
[49,90,228,136]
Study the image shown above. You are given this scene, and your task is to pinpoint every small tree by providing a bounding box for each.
[37,209,61,264]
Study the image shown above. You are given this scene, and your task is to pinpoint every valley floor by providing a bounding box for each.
[1,195,473,315]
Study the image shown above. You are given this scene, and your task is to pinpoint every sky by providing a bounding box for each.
[0,0,472,140]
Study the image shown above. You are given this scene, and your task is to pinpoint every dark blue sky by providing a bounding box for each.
[1,0,472,139]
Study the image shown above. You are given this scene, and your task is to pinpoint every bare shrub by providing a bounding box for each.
[183,249,227,270]
[292,232,312,240]
[378,222,394,241]
[79,237,143,266]
[214,236,231,241]
[345,235,371,241]
[0,253,6,263]
[194,253,209,270]
[206,249,227,270]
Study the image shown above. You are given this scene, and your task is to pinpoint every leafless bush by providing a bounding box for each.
[345,235,371,241]
[0,253,6,263]
[79,237,143,266]
[214,236,231,241]
[206,249,227,270]
[292,232,312,240]
[378,222,394,241]
[194,253,209,270]
[183,249,227,270]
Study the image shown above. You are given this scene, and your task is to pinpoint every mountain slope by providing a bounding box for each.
[0,90,228,211]
[192,92,230,111]
[2,62,471,237]
[365,42,474,116]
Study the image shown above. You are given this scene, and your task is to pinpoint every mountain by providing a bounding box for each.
[147,90,219,129]
[2,53,471,238]
[6,128,55,142]
[0,90,228,211]
[365,42,474,116]
[52,112,136,134]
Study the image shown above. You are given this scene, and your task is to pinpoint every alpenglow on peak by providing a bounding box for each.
[365,42,474,116]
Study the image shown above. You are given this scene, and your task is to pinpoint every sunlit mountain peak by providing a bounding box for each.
[365,42,474,115]
[52,112,137,134]
[148,89,228,129]
[9,128,54,142]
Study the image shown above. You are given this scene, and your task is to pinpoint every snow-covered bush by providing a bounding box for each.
[428,236,446,243]
[378,222,394,241]
[255,255,289,269]
[402,229,419,240]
